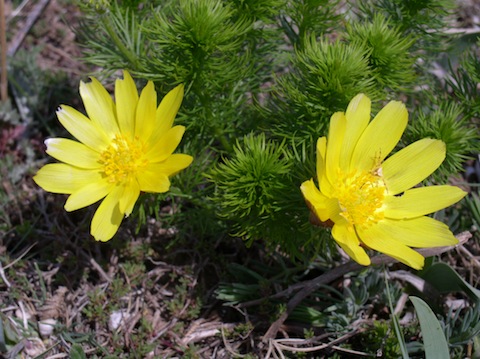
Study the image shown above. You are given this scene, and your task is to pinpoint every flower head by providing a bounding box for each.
[34,71,192,242]
[301,94,466,269]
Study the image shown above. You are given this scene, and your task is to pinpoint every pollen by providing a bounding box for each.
[99,134,148,184]
[335,168,386,227]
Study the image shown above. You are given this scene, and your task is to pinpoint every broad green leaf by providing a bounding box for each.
[420,263,480,302]
[69,344,87,359]
[410,296,450,359]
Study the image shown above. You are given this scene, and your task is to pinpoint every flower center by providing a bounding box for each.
[99,134,148,184]
[335,168,386,227]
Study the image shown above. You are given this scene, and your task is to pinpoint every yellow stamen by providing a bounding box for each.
[99,134,147,184]
[335,168,385,227]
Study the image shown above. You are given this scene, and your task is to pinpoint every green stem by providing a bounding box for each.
[196,88,233,153]
[213,125,233,153]
[384,268,409,359]
[102,13,139,69]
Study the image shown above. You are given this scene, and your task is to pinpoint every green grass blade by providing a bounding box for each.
[385,271,409,359]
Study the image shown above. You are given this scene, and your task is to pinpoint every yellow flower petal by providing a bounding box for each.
[91,187,125,242]
[325,112,346,186]
[384,185,466,219]
[154,154,193,176]
[65,180,112,211]
[146,126,186,163]
[317,137,335,197]
[316,137,327,183]
[57,106,110,151]
[118,181,141,216]
[137,172,170,193]
[79,77,119,136]
[351,100,407,171]
[45,138,101,169]
[115,71,138,137]
[383,139,446,195]
[332,223,371,265]
[33,164,102,194]
[301,179,340,223]
[301,179,326,217]
[134,80,157,141]
[357,226,425,269]
[369,217,458,248]
[153,84,184,141]
[340,94,371,171]
[300,179,326,205]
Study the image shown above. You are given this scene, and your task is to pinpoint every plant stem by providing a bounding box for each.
[213,125,233,153]
[102,12,139,69]
[196,89,233,153]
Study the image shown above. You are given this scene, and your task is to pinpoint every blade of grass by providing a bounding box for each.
[384,269,409,359]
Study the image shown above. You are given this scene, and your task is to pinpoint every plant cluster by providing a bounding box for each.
[77,0,478,256]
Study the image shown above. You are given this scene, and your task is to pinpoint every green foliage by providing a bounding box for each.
[356,321,402,358]
[271,37,375,142]
[77,3,146,72]
[420,262,480,302]
[69,344,88,359]
[166,274,202,320]
[443,304,480,348]
[69,0,478,269]
[463,43,480,84]
[83,288,109,324]
[357,0,456,51]
[144,0,252,86]
[279,0,340,46]
[229,0,286,22]
[466,193,480,231]
[448,44,480,119]
[345,15,417,91]
[208,134,294,244]
[405,101,479,181]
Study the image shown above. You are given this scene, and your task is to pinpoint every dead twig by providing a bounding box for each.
[456,245,480,269]
[0,261,11,287]
[266,329,369,358]
[330,344,375,357]
[7,0,50,57]
[89,257,112,283]
[3,242,37,269]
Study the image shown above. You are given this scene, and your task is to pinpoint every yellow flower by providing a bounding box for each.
[34,71,193,242]
[301,94,466,269]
